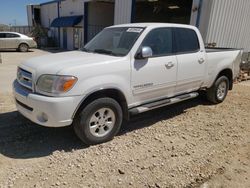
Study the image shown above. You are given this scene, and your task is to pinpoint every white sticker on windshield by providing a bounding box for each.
[127,28,143,33]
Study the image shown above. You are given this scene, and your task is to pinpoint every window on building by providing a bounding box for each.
[173,28,200,53]
[141,28,173,56]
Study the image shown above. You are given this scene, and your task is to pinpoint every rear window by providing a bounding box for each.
[174,28,200,53]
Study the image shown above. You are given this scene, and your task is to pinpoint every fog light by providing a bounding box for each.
[37,112,48,123]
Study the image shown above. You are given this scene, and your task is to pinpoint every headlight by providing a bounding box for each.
[36,75,77,94]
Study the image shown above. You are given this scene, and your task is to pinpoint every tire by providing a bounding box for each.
[73,98,123,145]
[206,76,229,104]
[18,43,29,52]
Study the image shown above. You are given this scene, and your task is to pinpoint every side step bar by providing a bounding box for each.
[129,92,199,115]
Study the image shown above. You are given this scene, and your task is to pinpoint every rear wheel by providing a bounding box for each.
[73,98,123,145]
[18,43,29,52]
[206,76,229,104]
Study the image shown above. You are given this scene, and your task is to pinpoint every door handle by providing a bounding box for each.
[165,62,174,69]
[198,58,205,64]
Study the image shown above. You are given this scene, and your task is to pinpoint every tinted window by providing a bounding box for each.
[174,28,200,53]
[5,33,19,38]
[141,28,172,56]
[0,33,6,38]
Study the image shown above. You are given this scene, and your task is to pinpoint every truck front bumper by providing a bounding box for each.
[13,80,83,127]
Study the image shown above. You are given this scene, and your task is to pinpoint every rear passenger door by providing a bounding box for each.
[173,28,206,94]
[0,33,6,49]
[5,33,20,49]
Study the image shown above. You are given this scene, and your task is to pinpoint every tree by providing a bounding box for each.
[30,24,48,48]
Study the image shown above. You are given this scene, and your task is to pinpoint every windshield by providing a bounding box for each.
[83,27,144,56]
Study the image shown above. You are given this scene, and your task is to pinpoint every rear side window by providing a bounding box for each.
[141,28,173,56]
[174,28,200,53]
[5,33,20,38]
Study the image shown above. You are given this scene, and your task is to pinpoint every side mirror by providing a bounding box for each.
[135,46,153,59]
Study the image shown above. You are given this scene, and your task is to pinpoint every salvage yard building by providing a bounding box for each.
[27,0,250,52]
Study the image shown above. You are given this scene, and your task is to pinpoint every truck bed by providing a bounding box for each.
[205,47,242,53]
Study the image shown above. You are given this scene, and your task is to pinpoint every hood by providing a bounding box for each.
[20,51,121,78]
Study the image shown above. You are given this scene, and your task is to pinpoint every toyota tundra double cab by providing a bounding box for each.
[13,23,242,145]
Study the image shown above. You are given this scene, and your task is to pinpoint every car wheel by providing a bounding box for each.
[206,76,229,104]
[18,43,29,52]
[73,98,123,145]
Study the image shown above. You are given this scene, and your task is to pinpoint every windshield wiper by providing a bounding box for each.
[94,49,118,56]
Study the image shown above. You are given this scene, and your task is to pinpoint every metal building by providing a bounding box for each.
[199,0,250,52]
[27,0,250,52]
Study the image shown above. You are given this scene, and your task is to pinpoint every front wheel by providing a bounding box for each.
[73,98,123,145]
[206,76,229,104]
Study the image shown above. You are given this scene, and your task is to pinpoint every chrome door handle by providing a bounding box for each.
[165,62,174,69]
[198,58,205,64]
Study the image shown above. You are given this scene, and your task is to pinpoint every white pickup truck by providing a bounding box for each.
[13,23,242,145]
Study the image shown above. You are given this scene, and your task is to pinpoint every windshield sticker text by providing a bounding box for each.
[127,28,143,33]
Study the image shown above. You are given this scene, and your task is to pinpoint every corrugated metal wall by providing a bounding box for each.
[204,0,250,52]
[40,3,58,28]
[114,0,132,24]
[26,5,33,26]
[60,0,84,17]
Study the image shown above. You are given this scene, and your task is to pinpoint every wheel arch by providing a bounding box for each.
[18,42,29,48]
[215,68,233,90]
[72,88,129,121]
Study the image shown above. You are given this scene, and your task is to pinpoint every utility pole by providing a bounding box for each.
[0,53,2,64]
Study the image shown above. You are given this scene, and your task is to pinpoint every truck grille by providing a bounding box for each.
[17,67,33,90]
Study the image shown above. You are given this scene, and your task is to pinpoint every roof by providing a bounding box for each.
[0,31,21,34]
[40,0,62,6]
[0,32,29,37]
[51,15,83,27]
[109,23,198,30]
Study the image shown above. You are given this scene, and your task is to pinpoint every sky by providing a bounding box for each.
[0,0,49,26]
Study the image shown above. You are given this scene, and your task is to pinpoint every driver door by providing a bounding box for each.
[131,28,177,104]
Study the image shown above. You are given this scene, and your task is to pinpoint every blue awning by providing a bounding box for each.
[51,15,83,27]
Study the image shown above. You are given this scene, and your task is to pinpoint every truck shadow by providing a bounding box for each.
[0,97,211,159]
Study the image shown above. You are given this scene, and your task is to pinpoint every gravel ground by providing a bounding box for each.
[0,83,249,188]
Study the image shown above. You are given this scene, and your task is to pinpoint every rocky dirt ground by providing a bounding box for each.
[0,82,249,188]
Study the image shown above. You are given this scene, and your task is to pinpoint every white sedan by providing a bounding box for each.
[0,32,37,52]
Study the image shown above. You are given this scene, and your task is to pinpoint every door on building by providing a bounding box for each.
[84,1,115,43]
[132,0,193,24]
[63,28,67,49]
[132,27,177,103]
[74,28,83,49]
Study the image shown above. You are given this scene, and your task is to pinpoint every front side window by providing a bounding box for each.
[83,27,144,57]
[174,28,200,53]
[141,28,173,56]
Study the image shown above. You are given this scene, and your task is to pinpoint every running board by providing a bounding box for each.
[129,92,199,115]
